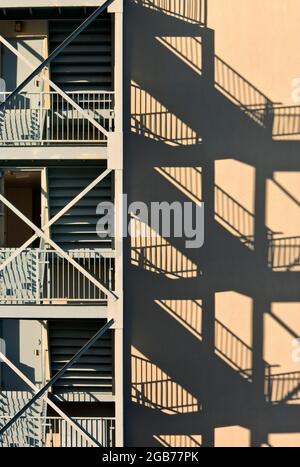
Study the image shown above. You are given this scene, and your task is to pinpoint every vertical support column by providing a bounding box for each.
[0,170,5,246]
[251,168,269,447]
[202,29,215,85]
[0,320,3,389]
[109,0,124,448]
[201,159,216,447]
[0,171,4,387]
[113,169,124,448]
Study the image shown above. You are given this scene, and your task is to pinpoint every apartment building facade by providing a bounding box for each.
[0,0,300,448]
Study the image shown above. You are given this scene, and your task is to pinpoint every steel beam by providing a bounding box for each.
[0,319,114,438]
[0,0,114,111]
[0,305,110,319]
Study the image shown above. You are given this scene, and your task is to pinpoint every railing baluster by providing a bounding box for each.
[0,91,114,145]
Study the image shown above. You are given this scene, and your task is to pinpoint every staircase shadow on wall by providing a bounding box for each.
[123,1,300,447]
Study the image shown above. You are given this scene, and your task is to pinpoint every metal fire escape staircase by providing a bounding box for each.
[48,320,114,397]
[0,1,119,447]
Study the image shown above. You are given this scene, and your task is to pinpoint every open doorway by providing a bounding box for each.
[3,170,41,247]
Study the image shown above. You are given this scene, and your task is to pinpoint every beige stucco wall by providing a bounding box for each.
[208,0,300,106]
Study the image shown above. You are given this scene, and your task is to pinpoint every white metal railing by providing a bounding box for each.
[0,248,115,304]
[215,319,253,380]
[0,416,115,447]
[0,91,114,145]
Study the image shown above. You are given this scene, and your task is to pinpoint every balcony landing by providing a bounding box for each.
[0,145,108,161]
[0,305,109,319]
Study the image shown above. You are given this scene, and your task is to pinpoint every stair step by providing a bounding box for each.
[51,347,112,356]
[51,364,112,372]
[49,21,111,33]
[50,338,112,348]
[51,44,111,55]
[48,168,107,177]
[51,65,112,75]
[50,342,112,350]
[49,327,112,336]
[50,33,111,44]
[53,55,111,64]
[57,373,112,381]
[48,179,111,188]
[58,85,112,92]
[56,242,112,250]
[51,225,107,234]
[51,218,105,227]
[50,207,106,216]
[54,385,113,392]
[52,355,112,364]
[50,199,111,209]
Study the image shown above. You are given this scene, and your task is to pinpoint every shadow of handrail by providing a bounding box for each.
[215,56,300,138]
[156,167,202,204]
[215,184,255,249]
[132,245,198,279]
[154,434,202,448]
[131,354,201,414]
[215,185,285,260]
[215,319,253,380]
[268,235,300,271]
[266,371,300,404]
[273,105,300,137]
[215,55,274,129]
[132,0,207,26]
[131,113,201,146]
[215,319,276,391]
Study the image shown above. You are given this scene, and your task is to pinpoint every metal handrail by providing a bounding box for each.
[0,416,115,447]
[215,55,274,128]
[0,90,115,145]
[0,248,116,304]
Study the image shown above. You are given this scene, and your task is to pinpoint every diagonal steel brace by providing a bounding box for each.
[0,194,117,300]
[0,35,109,137]
[0,168,112,273]
[0,319,114,438]
[0,351,100,447]
[0,0,114,112]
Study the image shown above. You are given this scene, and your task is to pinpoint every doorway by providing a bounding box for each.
[3,170,41,247]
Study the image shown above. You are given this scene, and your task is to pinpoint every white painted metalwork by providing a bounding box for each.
[0,34,111,140]
[0,416,115,447]
[0,353,100,447]
[0,91,114,145]
[0,248,115,304]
